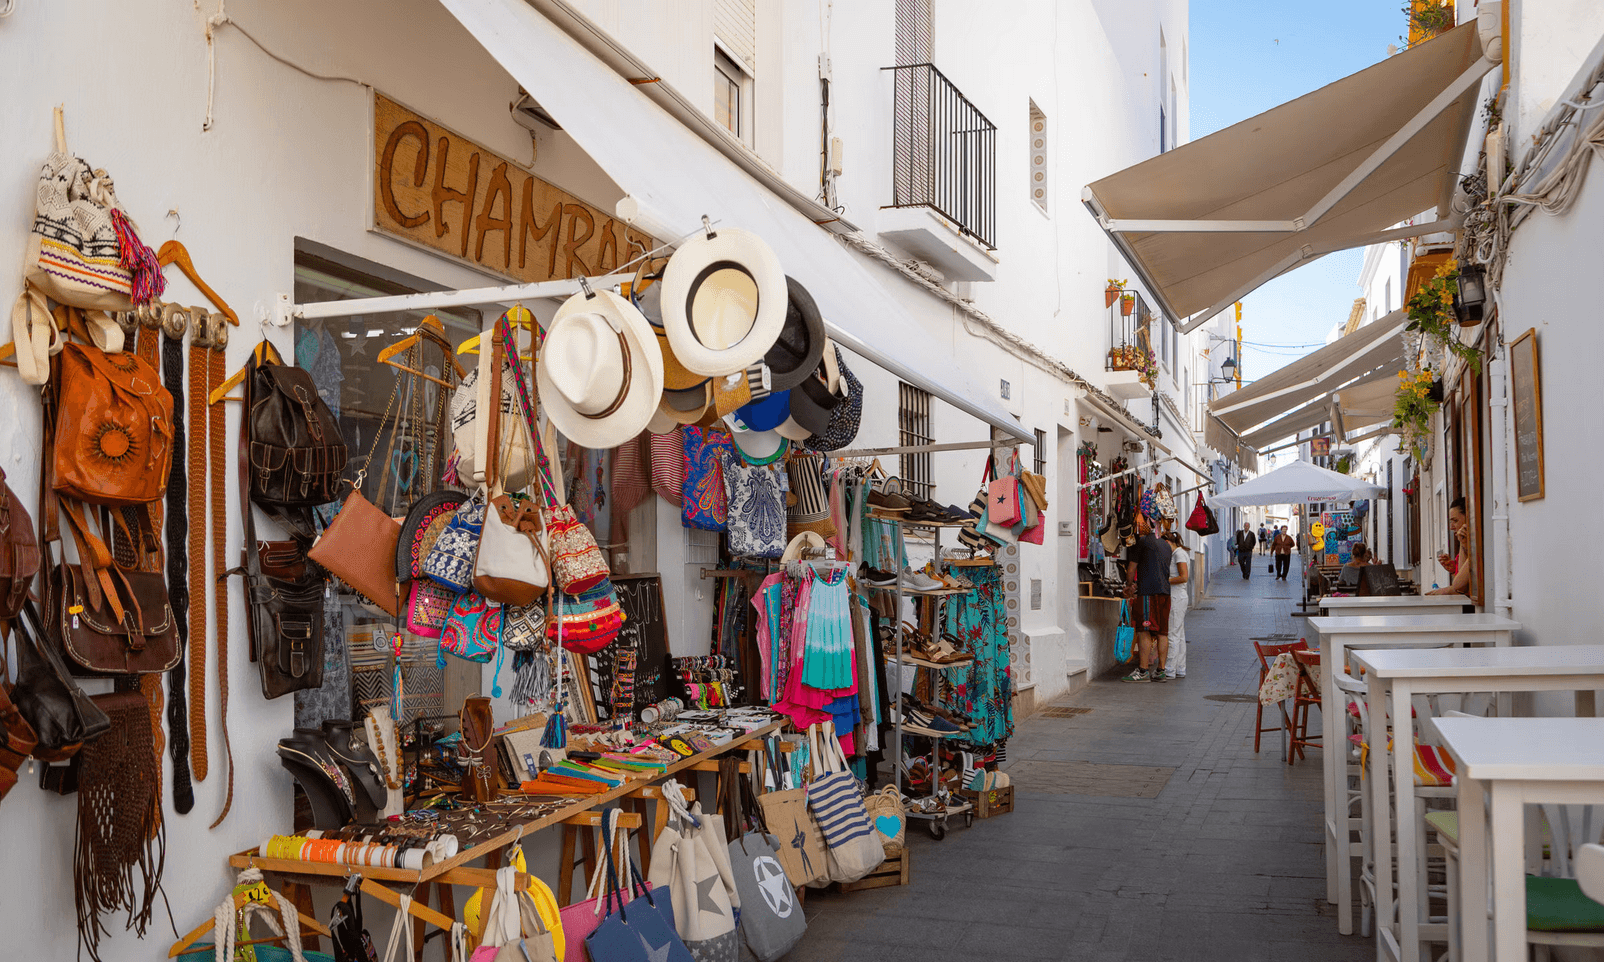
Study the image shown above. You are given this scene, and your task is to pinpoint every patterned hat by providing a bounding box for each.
[801,347,862,453]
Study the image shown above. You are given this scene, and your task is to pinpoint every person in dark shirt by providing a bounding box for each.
[1235,523,1257,579]
[1122,512,1174,683]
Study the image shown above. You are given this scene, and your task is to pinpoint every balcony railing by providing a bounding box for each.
[884,63,997,249]
[1106,292,1154,373]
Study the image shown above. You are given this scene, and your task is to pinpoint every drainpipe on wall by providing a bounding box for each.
[1486,298,1513,620]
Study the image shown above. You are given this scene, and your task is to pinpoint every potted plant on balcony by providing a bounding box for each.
[1105,278,1126,308]
[1404,1,1455,41]
[1392,366,1440,461]
[1107,344,1132,371]
[1120,293,1135,317]
[1404,257,1483,372]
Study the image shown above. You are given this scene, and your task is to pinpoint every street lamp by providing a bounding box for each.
[1219,356,1237,382]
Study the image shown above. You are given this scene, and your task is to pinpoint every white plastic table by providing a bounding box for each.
[1307,614,1518,935]
[1349,647,1604,962]
[1435,717,1604,962]
[1319,594,1475,617]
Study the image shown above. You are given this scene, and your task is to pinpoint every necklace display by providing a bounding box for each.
[364,713,403,790]
[278,744,356,806]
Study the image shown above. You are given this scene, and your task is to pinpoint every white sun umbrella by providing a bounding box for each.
[1210,459,1384,508]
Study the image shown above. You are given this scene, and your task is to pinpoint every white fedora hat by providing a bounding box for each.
[538,289,664,450]
[659,227,787,377]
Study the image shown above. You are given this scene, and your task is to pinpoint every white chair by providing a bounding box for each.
[1526,805,1604,961]
[1579,843,1604,904]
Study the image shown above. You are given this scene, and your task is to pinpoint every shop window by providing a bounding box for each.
[897,382,932,500]
[1033,428,1046,475]
[1029,101,1048,213]
[292,246,484,725]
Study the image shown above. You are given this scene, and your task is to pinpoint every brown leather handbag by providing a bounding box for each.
[308,485,402,617]
[50,563,180,675]
[0,468,41,622]
[52,342,173,507]
[243,533,326,701]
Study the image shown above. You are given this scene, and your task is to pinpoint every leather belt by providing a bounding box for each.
[132,318,168,812]
[186,323,209,788]
[206,318,233,829]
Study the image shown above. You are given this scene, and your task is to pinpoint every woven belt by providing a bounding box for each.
[187,324,209,788]
[156,315,194,815]
[129,320,169,813]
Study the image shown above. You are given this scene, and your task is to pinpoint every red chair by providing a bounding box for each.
[1288,648,1323,764]
[1253,640,1309,755]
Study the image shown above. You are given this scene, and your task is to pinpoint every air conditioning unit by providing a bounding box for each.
[510,89,561,132]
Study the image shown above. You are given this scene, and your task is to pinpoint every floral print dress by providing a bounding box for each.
[938,563,1014,745]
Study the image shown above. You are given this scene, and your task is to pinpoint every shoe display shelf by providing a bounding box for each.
[888,517,978,841]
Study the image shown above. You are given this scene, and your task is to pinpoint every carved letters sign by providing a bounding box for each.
[372,93,651,282]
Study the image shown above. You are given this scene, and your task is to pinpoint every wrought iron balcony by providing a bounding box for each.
[884,63,997,249]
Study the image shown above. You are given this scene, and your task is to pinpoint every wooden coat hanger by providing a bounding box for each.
[167,878,332,957]
[209,340,284,406]
[377,315,466,388]
[156,240,240,326]
[457,304,536,358]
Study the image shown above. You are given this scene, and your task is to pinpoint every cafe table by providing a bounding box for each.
[1307,614,1519,935]
[1434,717,1604,962]
[1318,594,1475,617]
[1348,646,1604,962]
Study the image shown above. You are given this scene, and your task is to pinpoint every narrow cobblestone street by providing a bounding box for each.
[793,556,1369,962]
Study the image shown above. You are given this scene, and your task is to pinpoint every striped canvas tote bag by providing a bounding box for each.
[803,722,884,884]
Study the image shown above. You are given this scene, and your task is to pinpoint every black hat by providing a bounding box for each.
[763,277,826,392]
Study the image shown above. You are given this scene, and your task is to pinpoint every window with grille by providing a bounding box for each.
[898,382,932,499]
[1029,101,1048,213]
[1033,428,1046,475]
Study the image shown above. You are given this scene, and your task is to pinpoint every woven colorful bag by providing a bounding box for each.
[440,592,502,663]
[405,581,457,639]
[549,578,624,654]
[422,499,485,592]
[547,504,608,594]
[681,425,731,531]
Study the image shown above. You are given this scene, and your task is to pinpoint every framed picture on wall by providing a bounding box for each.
[1508,328,1545,502]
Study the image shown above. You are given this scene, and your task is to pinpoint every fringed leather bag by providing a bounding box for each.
[75,690,163,962]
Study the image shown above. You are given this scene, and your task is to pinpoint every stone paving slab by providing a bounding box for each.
[787,557,1370,961]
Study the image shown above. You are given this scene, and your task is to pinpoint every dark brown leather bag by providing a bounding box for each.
[308,485,402,617]
[8,599,108,761]
[245,556,326,700]
[0,468,41,622]
[248,361,347,511]
[50,563,180,675]
[52,343,173,507]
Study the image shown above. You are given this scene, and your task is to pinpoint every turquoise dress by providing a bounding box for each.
[801,569,854,690]
[939,563,1014,745]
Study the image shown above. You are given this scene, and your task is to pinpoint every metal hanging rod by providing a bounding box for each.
[829,438,1022,458]
[276,272,638,326]
[1075,454,1180,493]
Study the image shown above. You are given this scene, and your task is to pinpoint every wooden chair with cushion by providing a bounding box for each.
[1289,648,1323,765]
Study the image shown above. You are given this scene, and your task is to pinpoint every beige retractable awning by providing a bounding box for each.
[1334,375,1400,438]
[1083,23,1496,333]
[1239,367,1397,450]
[1210,310,1407,435]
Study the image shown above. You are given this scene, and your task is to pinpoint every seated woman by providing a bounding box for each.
[1337,543,1371,589]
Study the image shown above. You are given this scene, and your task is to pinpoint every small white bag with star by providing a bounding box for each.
[647,781,740,962]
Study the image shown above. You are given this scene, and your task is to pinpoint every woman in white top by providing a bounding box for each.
[1161,532,1190,679]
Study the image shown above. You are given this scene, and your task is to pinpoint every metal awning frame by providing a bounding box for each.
[1085,52,1499,333]
[1074,453,1211,493]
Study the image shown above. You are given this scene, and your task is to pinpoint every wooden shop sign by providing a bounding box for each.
[372,93,652,282]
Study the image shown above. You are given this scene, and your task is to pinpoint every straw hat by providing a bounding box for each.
[658,227,787,376]
[537,290,664,450]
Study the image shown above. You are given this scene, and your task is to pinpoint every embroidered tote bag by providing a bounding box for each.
[681,425,731,531]
[422,500,485,592]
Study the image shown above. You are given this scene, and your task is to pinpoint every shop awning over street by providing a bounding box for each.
[1210,459,1385,508]
[1082,23,1496,333]
[1237,366,1396,451]
[1210,310,1408,436]
[438,0,1033,444]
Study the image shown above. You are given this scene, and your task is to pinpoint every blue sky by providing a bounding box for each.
[1190,0,1405,383]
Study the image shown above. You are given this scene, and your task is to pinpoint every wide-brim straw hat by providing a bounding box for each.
[537,290,664,450]
[659,227,787,377]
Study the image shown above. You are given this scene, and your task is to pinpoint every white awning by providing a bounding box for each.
[438,0,1032,444]
[1238,367,1397,450]
[1083,23,1496,333]
[1210,310,1407,435]
[1334,375,1400,440]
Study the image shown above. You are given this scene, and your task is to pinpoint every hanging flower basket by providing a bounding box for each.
[1105,279,1126,308]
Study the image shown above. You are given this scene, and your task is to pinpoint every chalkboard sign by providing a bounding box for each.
[1357,563,1401,597]
[1509,328,1545,502]
[585,574,671,719]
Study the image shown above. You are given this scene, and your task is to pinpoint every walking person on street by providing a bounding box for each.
[1258,524,1269,555]
[1122,512,1174,683]
[1162,532,1190,679]
[1272,525,1295,581]
[1235,523,1257,579]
